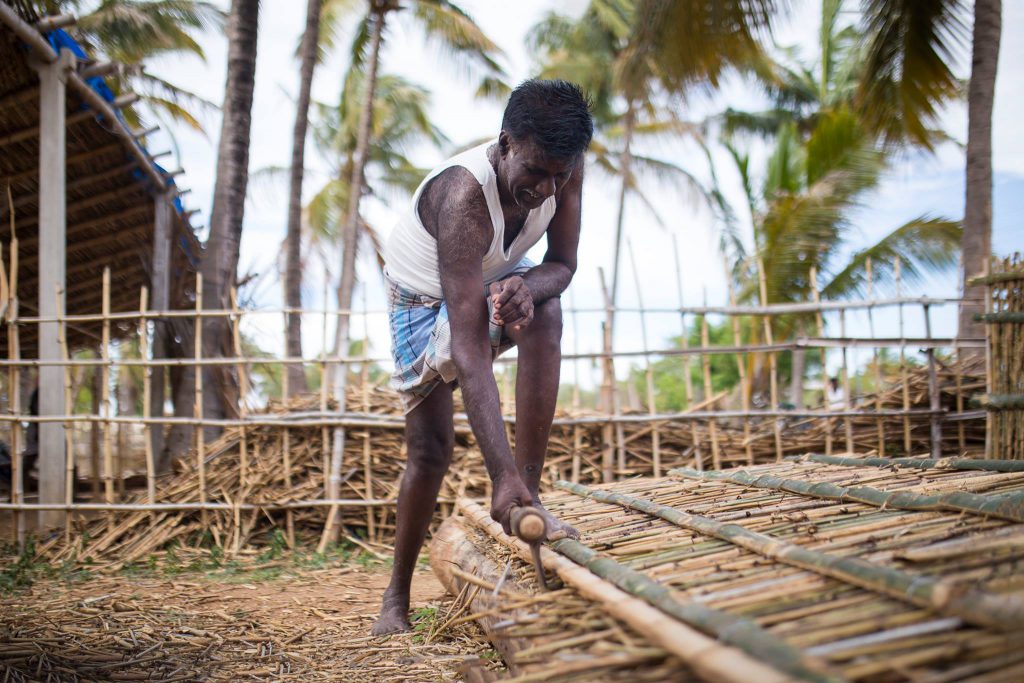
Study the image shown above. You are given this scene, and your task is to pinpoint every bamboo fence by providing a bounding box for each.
[0,262,990,560]
[975,253,1024,459]
[431,456,1024,682]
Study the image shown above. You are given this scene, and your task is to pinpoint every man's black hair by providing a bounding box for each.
[501,79,594,161]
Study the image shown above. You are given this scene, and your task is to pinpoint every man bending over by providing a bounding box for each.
[372,79,593,635]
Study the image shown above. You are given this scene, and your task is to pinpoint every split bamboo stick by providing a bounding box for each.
[757,260,783,460]
[803,454,1024,472]
[140,287,155,509]
[193,273,206,528]
[58,283,73,537]
[673,236,702,470]
[101,268,113,512]
[628,241,660,476]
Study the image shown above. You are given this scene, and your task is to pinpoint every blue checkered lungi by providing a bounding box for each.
[386,259,533,413]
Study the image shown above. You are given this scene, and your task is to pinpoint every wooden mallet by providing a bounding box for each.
[509,505,549,590]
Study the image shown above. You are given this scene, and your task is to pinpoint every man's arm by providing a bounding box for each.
[492,161,584,329]
[423,168,533,531]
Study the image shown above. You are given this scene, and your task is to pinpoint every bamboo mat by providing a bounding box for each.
[436,456,1024,682]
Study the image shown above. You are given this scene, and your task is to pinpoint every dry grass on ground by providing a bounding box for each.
[0,546,503,681]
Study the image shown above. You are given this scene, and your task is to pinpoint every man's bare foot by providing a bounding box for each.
[371,593,411,635]
[532,502,579,541]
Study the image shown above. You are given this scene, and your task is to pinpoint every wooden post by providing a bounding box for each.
[839,307,854,452]
[101,269,113,515]
[193,273,206,528]
[229,288,248,554]
[725,272,754,465]
[924,303,942,458]
[35,48,75,530]
[896,258,912,454]
[700,291,721,470]
[5,222,24,542]
[150,193,173,470]
[569,289,581,484]
[756,260,783,461]
[673,236,702,469]
[361,290,375,541]
[598,268,615,482]
[140,287,156,512]
[866,258,884,455]
[57,284,73,541]
[628,241,660,476]
[810,268,833,455]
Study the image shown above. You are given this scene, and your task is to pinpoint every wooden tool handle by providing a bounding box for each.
[510,505,546,543]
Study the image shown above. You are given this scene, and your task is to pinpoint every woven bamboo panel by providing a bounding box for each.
[436,456,1024,682]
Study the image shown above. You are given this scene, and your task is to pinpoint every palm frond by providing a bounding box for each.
[822,216,961,298]
[857,0,969,150]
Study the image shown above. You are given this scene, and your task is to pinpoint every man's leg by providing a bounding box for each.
[372,382,455,635]
[506,297,578,539]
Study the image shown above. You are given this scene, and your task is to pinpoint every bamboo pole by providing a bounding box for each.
[319,267,330,497]
[669,467,1024,524]
[673,235,702,469]
[896,258,912,454]
[557,480,1024,631]
[455,499,800,683]
[101,268,113,514]
[569,289,581,484]
[839,307,853,453]
[361,288,375,541]
[700,293,721,470]
[6,218,23,542]
[193,273,206,528]
[924,303,941,458]
[628,241,660,476]
[140,287,155,510]
[866,258,884,455]
[598,268,615,482]
[57,284,73,538]
[230,288,248,555]
[726,270,754,465]
[279,334,295,549]
[756,260,783,460]
[803,453,1024,473]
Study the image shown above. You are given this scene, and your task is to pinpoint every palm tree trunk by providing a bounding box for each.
[283,0,322,397]
[325,4,386,542]
[334,5,386,387]
[959,0,1001,346]
[198,0,260,440]
[604,102,634,413]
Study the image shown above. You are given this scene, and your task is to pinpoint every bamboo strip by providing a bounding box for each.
[194,273,206,528]
[811,269,832,455]
[757,260,783,461]
[867,258,885,455]
[101,268,113,511]
[140,287,155,509]
[726,271,754,465]
[5,223,22,543]
[803,454,1024,473]
[669,467,1024,523]
[556,480,1024,631]
[673,236,702,470]
[455,498,800,683]
[896,258,912,454]
[58,283,73,536]
[628,241,660,476]
[700,296,721,470]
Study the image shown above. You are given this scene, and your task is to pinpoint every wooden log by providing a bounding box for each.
[430,517,539,677]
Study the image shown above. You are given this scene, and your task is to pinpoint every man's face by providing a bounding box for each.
[499,133,577,211]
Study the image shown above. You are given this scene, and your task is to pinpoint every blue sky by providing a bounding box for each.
[143,0,1023,383]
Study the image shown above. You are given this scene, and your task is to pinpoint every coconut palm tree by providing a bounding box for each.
[165,0,258,457]
[283,0,324,396]
[32,0,225,135]
[332,0,505,407]
[960,0,1001,343]
[306,71,447,358]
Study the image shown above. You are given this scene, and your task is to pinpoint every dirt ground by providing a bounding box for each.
[0,557,504,681]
